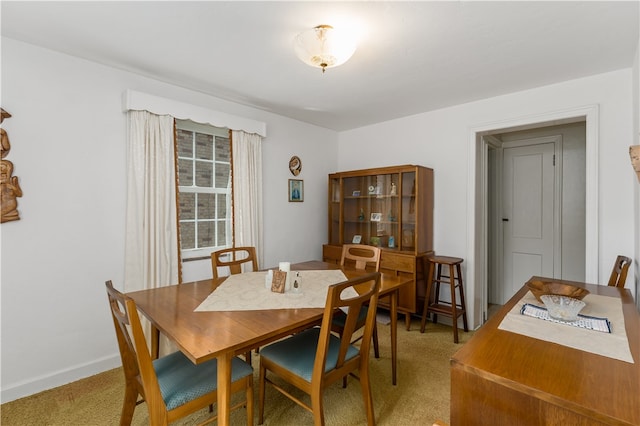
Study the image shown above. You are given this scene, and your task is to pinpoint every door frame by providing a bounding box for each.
[468,105,598,326]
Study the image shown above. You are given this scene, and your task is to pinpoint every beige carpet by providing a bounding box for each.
[1,317,473,425]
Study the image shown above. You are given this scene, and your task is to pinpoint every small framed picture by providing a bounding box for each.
[352,190,361,196]
[370,212,382,222]
[288,179,303,202]
[352,234,362,243]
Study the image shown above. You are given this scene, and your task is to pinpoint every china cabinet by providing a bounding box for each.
[322,165,434,326]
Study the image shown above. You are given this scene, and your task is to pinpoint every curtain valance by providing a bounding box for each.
[123,89,267,137]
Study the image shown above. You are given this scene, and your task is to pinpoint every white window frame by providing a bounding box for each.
[176,119,232,259]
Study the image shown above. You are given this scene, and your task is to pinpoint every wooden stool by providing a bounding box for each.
[420,255,469,343]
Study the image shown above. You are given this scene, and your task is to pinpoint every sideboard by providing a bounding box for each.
[450,276,640,425]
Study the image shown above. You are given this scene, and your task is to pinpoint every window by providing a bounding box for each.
[176,120,232,259]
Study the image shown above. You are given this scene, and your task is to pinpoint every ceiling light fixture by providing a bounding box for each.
[293,25,357,74]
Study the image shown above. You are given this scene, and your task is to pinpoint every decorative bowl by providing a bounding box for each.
[526,280,590,303]
[540,295,586,322]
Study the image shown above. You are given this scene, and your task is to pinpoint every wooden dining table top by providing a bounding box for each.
[450,276,640,425]
[127,260,410,364]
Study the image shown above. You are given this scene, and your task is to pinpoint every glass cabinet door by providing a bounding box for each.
[339,173,400,249]
[400,171,416,250]
[329,177,341,245]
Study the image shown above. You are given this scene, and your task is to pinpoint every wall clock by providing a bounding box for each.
[289,156,302,176]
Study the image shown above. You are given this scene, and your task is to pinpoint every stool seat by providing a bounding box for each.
[420,255,468,343]
[427,255,463,265]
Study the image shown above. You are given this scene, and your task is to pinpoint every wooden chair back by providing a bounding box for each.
[317,272,381,386]
[211,246,258,279]
[105,280,253,425]
[258,272,381,425]
[608,255,631,288]
[106,280,161,416]
[340,244,381,271]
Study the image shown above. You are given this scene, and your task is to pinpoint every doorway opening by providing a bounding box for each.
[467,105,599,326]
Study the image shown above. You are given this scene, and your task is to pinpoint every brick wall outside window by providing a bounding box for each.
[176,121,231,257]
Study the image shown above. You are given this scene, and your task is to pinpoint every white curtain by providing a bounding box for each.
[231,130,264,268]
[124,110,179,292]
[124,110,179,355]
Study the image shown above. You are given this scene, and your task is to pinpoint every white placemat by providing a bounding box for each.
[498,291,634,363]
[195,269,355,312]
[520,303,612,333]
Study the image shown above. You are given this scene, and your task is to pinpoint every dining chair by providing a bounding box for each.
[607,255,632,288]
[105,281,254,426]
[339,244,381,271]
[211,246,258,279]
[211,246,259,362]
[258,272,381,426]
[333,244,381,386]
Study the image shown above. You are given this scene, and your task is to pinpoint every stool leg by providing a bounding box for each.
[449,263,459,344]
[457,263,469,332]
[433,263,443,324]
[420,260,435,333]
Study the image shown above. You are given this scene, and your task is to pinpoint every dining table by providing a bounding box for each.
[126,260,412,426]
[450,276,640,425]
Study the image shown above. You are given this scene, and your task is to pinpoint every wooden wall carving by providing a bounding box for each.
[1,108,22,223]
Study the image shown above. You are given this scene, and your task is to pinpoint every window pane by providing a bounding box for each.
[217,193,227,217]
[216,163,230,189]
[195,133,213,160]
[215,136,230,162]
[198,221,215,248]
[217,221,227,246]
[178,159,193,186]
[195,161,213,187]
[177,129,193,157]
[198,193,215,220]
[179,193,195,220]
[180,222,195,249]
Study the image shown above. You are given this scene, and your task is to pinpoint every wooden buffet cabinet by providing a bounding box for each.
[450,278,640,425]
[322,165,434,327]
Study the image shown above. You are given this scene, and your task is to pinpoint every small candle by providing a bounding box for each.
[265,269,273,289]
[278,262,290,272]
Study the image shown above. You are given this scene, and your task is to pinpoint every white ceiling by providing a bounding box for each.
[2,1,638,131]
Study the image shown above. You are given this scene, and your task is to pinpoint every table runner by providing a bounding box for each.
[498,291,634,363]
[195,270,355,312]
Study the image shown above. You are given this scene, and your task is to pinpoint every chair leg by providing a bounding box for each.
[359,363,376,426]
[258,363,266,425]
[310,387,325,426]
[119,384,139,426]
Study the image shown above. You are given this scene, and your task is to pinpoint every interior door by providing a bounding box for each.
[501,140,558,303]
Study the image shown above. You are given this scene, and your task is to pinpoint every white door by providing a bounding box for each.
[501,139,560,303]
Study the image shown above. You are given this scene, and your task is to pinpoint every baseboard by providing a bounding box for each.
[1,353,121,403]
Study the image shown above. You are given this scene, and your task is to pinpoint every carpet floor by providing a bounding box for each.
[1,317,473,425]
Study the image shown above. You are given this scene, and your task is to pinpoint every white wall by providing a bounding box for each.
[338,69,636,327]
[0,38,338,402]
